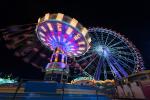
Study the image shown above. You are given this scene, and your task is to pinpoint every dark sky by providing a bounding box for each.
[0,0,149,79]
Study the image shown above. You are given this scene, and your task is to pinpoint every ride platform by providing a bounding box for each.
[0,81,110,100]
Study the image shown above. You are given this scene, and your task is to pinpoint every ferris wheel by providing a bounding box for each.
[75,27,144,80]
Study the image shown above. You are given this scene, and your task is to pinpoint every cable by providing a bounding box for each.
[12,79,24,100]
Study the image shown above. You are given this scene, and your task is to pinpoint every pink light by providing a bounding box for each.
[57,31,61,42]
[70,38,75,43]
[64,34,68,39]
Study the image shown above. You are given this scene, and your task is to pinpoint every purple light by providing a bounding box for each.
[36,17,90,57]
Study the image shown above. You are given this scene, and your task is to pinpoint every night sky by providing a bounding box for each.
[0,1,149,79]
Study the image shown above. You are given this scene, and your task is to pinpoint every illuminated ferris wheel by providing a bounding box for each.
[76,27,144,80]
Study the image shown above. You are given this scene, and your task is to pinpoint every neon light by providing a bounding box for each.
[58,36,60,42]
[78,41,85,45]
[81,27,88,37]
[87,37,91,43]
[48,36,52,40]
[61,55,65,63]
[70,45,74,48]
[56,13,64,21]
[55,54,58,62]
[41,26,47,32]
[74,53,77,56]
[66,27,73,35]
[79,47,85,51]
[77,51,82,54]
[47,23,53,31]
[70,18,78,27]
[52,35,56,41]
[39,32,45,37]
[40,37,46,41]
[70,48,75,50]
[57,23,62,31]
[63,38,67,42]
[38,18,41,23]
[0,77,17,84]
[44,13,50,20]
[67,41,71,45]
[74,34,81,40]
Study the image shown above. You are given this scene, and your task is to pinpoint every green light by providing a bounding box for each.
[73,76,94,81]
[0,77,17,85]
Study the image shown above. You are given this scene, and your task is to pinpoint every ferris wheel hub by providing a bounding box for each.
[95,45,109,57]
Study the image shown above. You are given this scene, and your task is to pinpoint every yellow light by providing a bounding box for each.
[70,18,78,27]
[55,58,58,62]
[56,13,64,21]
[44,13,50,20]
[56,50,59,53]
[87,37,91,43]
[41,26,47,32]
[74,34,81,40]
[47,23,53,31]
[55,54,58,62]
[66,27,73,35]
[62,59,64,63]
[81,27,88,37]
[38,18,41,23]
[62,56,64,63]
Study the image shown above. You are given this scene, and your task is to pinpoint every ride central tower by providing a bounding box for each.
[36,13,91,82]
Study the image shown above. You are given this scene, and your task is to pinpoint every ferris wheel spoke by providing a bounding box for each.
[83,55,98,71]
[94,32,102,45]
[104,32,110,45]
[119,55,135,64]
[111,50,134,56]
[111,46,129,50]
[109,56,128,77]
[106,58,122,79]
[109,41,122,48]
[87,48,94,53]
[94,56,104,80]
[106,36,116,47]
[76,53,95,62]
[112,55,133,72]
[82,71,93,78]
[118,51,135,56]
[112,53,135,64]
[101,32,104,45]
[103,62,107,80]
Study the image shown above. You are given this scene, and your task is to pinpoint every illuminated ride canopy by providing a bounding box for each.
[36,13,91,79]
